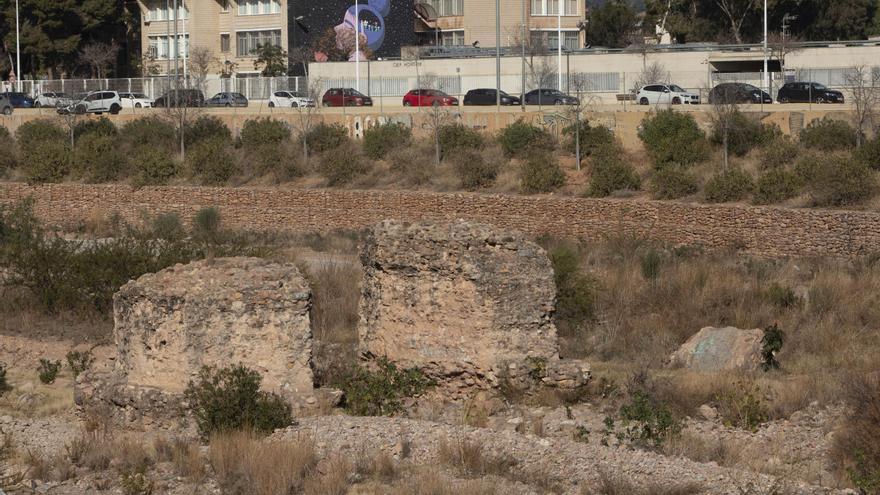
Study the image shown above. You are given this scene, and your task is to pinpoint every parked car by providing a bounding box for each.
[57,90,122,115]
[402,89,459,107]
[636,84,700,105]
[34,91,72,108]
[322,88,373,107]
[776,82,844,104]
[0,94,12,115]
[119,92,154,108]
[269,91,315,108]
[153,89,205,108]
[206,92,249,107]
[708,83,772,104]
[3,92,34,108]
[523,88,579,106]
[462,88,521,106]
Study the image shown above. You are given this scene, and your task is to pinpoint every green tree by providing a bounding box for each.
[252,43,287,76]
[807,0,879,40]
[586,0,639,48]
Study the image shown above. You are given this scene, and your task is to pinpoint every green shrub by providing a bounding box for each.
[66,350,94,379]
[450,148,499,190]
[795,153,877,206]
[761,323,784,371]
[715,380,768,431]
[303,122,348,153]
[855,137,880,170]
[184,115,231,146]
[240,118,290,149]
[638,110,709,168]
[563,120,616,157]
[650,167,698,199]
[16,119,66,149]
[703,168,754,203]
[73,133,128,183]
[587,149,641,197]
[184,364,293,438]
[497,120,554,158]
[38,359,62,384]
[439,124,483,156]
[74,117,117,140]
[0,126,15,171]
[753,168,802,205]
[519,151,565,194]
[764,283,801,309]
[618,390,680,449]
[186,138,238,185]
[245,143,302,182]
[363,122,411,159]
[711,111,779,157]
[21,141,70,183]
[832,375,880,495]
[547,243,598,337]
[640,249,662,281]
[336,357,434,416]
[151,213,185,241]
[800,117,858,151]
[192,207,222,245]
[0,363,10,395]
[758,137,800,170]
[120,116,177,153]
[131,146,179,186]
[317,142,369,185]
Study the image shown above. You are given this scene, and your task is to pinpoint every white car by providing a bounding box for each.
[57,90,123,115]
[119,92,153,109]
[636,84,701,105]
[34,91,73,108]
[269,90,315,108]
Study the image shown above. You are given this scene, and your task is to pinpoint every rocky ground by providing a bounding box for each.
[0,333,857,495]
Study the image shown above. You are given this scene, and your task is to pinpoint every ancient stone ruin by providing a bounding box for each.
[76,257,313,422]
[358,220,589,397]
[669,326,765,372]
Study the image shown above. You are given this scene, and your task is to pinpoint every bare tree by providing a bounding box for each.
[294,78,325,163]
[55,105,82,150]
[508,28,556,91]
[566,73,601,170]
[188,47,215,96]
[708,85,741,169]
[715,0,757,44]
[844,66,880,147]
[80,41,120,79]
[421,104,453,166]
[631,61,671,92]
[420,73,439,90]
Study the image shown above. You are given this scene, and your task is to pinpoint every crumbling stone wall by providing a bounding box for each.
[356,220,589,396]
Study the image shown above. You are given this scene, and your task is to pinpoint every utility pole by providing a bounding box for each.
[14,0,20,90]
[762,0,769,100]
[166,0,171,77]
[182,1,187,85]
[557,5,562,91]
[521,0,526,110]
[496,0,501,109]
[355,0,360,92]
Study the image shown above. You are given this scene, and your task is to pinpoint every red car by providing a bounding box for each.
[402,89,459,107]
[322,88,373,107]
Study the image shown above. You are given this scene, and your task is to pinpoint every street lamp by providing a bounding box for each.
[557,3,562,91]
[762,0,769,100]
[15,0,20,90]
[355,0,360,92]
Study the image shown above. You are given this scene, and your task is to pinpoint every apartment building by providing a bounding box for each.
[416,0,586,50]
[138,0,288,76]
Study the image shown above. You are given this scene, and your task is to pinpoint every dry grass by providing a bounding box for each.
[588,471,704,495]
[208,430,318,495]
[830,373,880,491]
[438,438,516,478]
[354,449,398,483]
[307,259,361,344]
[153,436,205,482]
[302,456,351,495]
[386,468,498,495]
[662,432,744,467]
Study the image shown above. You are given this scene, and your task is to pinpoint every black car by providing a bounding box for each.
[206,92,249,107]
[777,82,844,104]
[463,88,521,106]
[3,92,34,108]
[153,89,205,108]
[708,83,772,104]
[524,88,579,105]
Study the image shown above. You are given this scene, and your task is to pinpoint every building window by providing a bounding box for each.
[440,30,465,45]
[531,0,578,16]
[236,30,282,57]
[237,0,281,16]
[422,0,464,16]
[531,30,579,50]
[220,33,230,52]
[145,0,188,21]
[148,34,189,59]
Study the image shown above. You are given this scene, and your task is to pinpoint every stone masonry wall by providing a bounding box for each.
[1,182,879,258]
